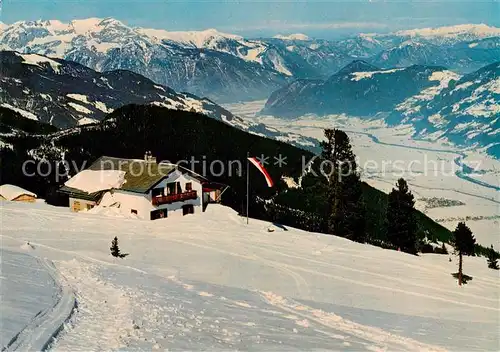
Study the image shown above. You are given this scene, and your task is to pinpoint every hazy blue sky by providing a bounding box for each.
[3,1,499,38]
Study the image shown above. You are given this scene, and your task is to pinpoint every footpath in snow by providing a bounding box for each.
[0,201,498,351]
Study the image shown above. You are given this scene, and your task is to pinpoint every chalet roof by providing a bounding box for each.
[0,184,37,200]
[59,155,221,200]
[87,156,177,193]
[58,186,104,201]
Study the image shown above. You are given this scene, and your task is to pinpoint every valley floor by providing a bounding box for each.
[225,100,500,247]
[1,201,499,351]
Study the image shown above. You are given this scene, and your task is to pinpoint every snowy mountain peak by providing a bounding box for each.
[273,33,310,41]
[395,23,500,39]
[358,33,381,44]
[135,26,243,47]
[69,17,107,35]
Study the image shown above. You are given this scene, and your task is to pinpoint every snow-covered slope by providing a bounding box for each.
[1,201,498,351]
[0,249,75,352]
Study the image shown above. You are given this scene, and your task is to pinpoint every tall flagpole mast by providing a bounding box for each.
[246,152,249,224]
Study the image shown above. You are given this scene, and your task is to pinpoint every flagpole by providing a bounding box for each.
[246,151,249,225]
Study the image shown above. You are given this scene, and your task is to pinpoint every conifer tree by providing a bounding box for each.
[110,236,121,258]
[451,222,476,285]
[320,129,366,242]
[386,178,418,254]
[487,245,499,270]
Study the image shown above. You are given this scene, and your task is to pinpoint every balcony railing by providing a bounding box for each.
[152,191,197,206]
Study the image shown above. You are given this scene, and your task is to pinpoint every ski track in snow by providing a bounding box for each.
[1,201,499,351]
[260,292,446,352]
[0,250,76,352]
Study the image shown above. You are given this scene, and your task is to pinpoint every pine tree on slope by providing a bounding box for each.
[451,222,476,285]
[337,173,366,242]
[110,236,121,258]
[386,178,418,254]
[487,245,499,270]
[320,129,366,242]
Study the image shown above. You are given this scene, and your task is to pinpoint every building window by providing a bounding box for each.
[152,188,164,198]
[166,182,182,195]
[151,209,167,220]
[166,183,176,195]
[72,200,81,212]
[185,182,192,191]
[182,204,194,216]
[131,209,138,215]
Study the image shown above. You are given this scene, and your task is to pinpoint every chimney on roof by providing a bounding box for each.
[144,151,156,163]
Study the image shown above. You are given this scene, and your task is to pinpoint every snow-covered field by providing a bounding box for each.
[225,101,500,248]
[1,201,499,351]
[0,247,75,351]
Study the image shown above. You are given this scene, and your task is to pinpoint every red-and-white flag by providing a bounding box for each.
[248,157,274,187]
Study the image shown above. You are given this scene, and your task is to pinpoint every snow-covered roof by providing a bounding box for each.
[64,170,127,194]
[0,184,36,200]
[60,156,215,198]
[60,156,178,196]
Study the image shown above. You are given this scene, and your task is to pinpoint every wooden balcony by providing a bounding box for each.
[152,190,197,206]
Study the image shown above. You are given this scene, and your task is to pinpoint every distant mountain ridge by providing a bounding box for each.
[261,60,453,118]
[1,19,499,102]
[261,59,499,158]
[393,24,500,44]
[0,50,235,128]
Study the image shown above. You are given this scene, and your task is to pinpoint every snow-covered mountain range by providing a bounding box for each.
[0,50,236,128]
[260,60,500,158]
[0,51,315,149]
[392,61,500,158]
[0,19,289,102]
[260,60,453,118]
[393,24,500,45]
[1,19,499,102]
